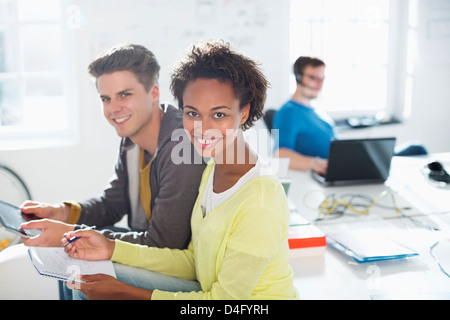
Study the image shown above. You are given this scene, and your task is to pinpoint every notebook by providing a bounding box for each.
[312,137,396,186]
[28,247,116,282]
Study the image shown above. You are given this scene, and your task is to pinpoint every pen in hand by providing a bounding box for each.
[61,226,95,247]
[63,236,81,247]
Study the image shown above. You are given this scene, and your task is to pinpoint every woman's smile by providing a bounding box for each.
[195,135,222,150]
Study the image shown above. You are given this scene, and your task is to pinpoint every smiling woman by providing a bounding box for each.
[181,78,248,161]
[64,40,298,300]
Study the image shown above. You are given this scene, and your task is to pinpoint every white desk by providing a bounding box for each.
[288,153,450,299]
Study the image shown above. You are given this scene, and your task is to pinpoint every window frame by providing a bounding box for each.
[288,0,411,123]
[0,0,78,151]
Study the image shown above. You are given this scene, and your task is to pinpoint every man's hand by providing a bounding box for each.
[20,201,68,222]
[21,219,75,247]
[311,157,328,176]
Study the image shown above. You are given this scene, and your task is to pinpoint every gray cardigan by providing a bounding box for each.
[76,104,206,249]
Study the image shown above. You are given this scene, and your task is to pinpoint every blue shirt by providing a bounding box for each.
[272,100,336,159]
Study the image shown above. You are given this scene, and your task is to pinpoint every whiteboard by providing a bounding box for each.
[74,0,290,109]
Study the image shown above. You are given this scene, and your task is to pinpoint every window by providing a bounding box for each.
[0,0,77,150]
[289,0,410,121]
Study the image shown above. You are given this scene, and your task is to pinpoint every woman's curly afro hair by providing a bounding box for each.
[170,40,269,130]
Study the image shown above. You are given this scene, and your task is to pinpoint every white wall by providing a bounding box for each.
[0,0,449,204]
[338,58,450,153]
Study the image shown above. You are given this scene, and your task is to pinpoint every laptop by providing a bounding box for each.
[312,137,396,186]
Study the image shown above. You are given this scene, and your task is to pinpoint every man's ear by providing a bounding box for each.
[151,84,160,101]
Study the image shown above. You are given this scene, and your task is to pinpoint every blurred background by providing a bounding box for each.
[0,0,449,206]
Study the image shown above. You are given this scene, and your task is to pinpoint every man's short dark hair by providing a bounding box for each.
[170,40,269,130]
[88,43,160,92]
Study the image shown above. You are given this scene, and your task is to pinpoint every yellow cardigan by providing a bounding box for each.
[111,160,299,300]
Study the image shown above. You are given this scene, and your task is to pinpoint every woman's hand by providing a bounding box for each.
[66,274,153,300]
[62,229,115,261]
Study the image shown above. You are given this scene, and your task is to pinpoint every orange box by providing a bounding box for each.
[288,225,326,258]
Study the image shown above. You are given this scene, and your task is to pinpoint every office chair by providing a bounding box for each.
[394,142,428,157]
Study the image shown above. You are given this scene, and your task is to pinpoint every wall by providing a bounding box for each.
[407,0,450,152]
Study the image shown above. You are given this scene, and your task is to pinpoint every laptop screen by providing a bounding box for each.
[325,137,396,184]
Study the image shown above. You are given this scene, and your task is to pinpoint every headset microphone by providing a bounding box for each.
[295,72,317,91]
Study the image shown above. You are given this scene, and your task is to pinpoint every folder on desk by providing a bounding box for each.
[325,228,418,263]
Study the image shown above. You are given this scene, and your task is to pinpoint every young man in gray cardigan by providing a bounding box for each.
[21,44,205,250]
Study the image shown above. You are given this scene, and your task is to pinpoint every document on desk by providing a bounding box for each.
[28,247,116,281]
[320,219,418,263]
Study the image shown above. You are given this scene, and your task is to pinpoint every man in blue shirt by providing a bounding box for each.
[273,56,334,175]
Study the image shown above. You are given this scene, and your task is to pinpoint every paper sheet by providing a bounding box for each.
[29,247,116,281]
